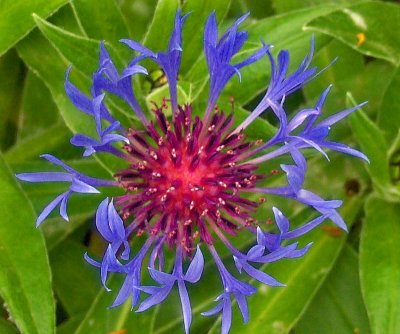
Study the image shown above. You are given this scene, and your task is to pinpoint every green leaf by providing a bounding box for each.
[352,59,395,114]
[180,0,231,74]
[272,0,362,14]
[5,122,71,163]
[142,0,179,51]
[241,0,274,19]
[0,49,25,151]
[43,211,93,251]
[360,196,400,334]
[348,94,397,198]
[68,0,132,64]
[0,0,69,56]
[16,71,61,141]
[118,0,158,41]
[295,245,371,334]
[73,275,155,334]
[0,319,19,334]
[305,1,400,65]
[0,153,55,334]
[70,0,130,54]
[33,14,101,74]
[378,66,400,142]
[57,316,83,334]
[50,239,99,316]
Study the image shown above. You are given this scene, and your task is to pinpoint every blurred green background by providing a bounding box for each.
[0,0,400,333]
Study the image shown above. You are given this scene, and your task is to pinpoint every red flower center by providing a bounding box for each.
[116,103,262,253]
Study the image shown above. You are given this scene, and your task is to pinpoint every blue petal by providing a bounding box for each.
[178,280,192,334]
[234,292,250,323]
[284,215,326,239]
[317,102,368,128]
[280,164,303,194]
[70,178,100,194]
[59,195,69,221]
[36,192,67,227]
[95,198,113,241]
[148,268,175,285]
[16,172,72,183]
[319,140,369,162]
[111,270,141,308]
[242,262,285,286]
[272,207,290,234]
[221,297,232,334]
[65,67,93,115]
[246,245,265,260]
[201,300,224,316]
[136,284,174,312]
[184,246,204,283]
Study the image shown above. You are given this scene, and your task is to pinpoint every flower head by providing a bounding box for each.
[16,11,367,334]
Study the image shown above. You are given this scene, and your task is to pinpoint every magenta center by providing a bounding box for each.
[116,104,262,253]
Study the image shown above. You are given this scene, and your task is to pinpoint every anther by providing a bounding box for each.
[171,148,177,158]
[150,151,158,160]
[198,146,204,154]
[146,187,158,195]
[166,186,175,193]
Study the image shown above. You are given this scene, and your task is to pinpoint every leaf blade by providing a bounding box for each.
[0,0,69,56]
[305,1,400,65]
[360,196,400,334]
[0,153,55,334]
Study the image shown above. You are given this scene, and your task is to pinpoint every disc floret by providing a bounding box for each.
[116,103,262,253]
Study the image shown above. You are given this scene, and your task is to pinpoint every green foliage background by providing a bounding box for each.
[0,0,399,333]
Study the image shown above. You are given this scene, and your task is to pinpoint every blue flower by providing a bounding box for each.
[17,11,368,334]
[70,94,129,157]
[16,154,114,226]
[138,246,204,334]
